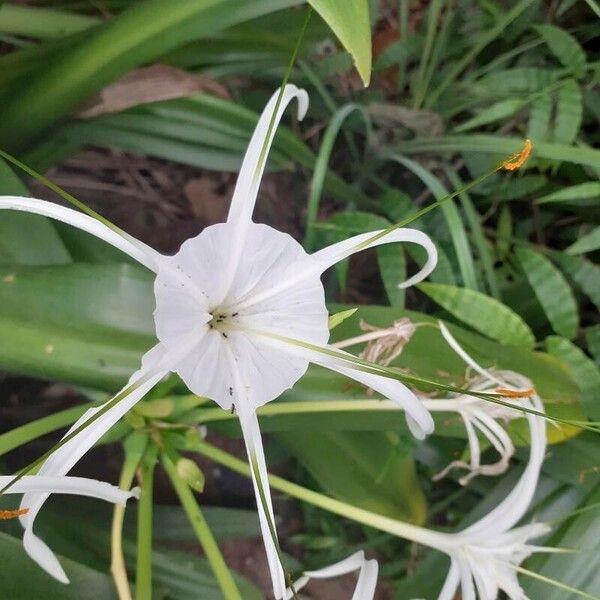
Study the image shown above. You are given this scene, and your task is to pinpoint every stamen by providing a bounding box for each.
[0,507,29,520]
[501,139,532,171]
[495,387,535,398]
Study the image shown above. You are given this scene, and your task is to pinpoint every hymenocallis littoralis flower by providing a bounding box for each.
[0,85,438,596]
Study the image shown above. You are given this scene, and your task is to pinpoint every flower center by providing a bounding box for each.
[208,308,240,336]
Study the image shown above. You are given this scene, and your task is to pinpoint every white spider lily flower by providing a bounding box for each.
[429,323,537,485]
[398,324,549,599]
[0,474,137,580]
[0,85,437,595]
[286,551,378,600]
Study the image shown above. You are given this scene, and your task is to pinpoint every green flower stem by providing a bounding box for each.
[161,452,243,600]
[112,431,148,600]
[188,438,444,550]
[0,404,86,457]
[135,444,158,600]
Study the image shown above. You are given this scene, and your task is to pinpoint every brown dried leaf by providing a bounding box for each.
[77,64,229,118]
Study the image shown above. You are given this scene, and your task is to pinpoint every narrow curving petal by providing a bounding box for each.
[0,475,137,504]
[19,361,167,583]
[227,85,309,228]
[311,227,437,288]
[287,551,379,600]
[236,404,287,599]
[230,227,437,315]
[218,85,309,304]
[309,346,434,439]
[0,196,161,272]
[437,559,461,600]
[438,321,505,386]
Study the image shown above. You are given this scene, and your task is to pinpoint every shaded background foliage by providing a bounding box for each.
[0,0,599,598]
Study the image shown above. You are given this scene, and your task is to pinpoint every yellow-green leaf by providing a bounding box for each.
[308,0,372,85]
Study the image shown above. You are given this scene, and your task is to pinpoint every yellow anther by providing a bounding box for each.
[0,507,29,520]
[501,139,532,171]
[495,387,535,398]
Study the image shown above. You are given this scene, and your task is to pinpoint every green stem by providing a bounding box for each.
[135,444,158,600]
[161,452,242,600]
[0,404,86,457]
[187,439,445,550]
[112,431,148,600]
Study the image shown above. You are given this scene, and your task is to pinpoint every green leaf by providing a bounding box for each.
[308,0,371,85]
[392,156,478,290]
[377,243,406,307]
[534,24,586,78]
[0,159,71,266]
[547,335,600,419]
[515,247,578,339]
[0,263,154,389]
[278,430,426,523]
[417,282,536,347]
[524,486,600,599]
[328,307,358,330]
[553,79,582,145]
[0,0,302,152]
[536,182,600,205]
[551,252,600,312]
[395,135,600,169]
[454,98,525,133]
[528,93,552,141]
[567,226,600,255]
[585,325,600,366]
[0,531,115,600]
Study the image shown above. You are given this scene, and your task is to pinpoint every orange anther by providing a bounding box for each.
[501,139,532,171]
[495,387,535,398]
[0,508,29,520]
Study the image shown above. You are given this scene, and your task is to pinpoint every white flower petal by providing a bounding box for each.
[218,85,309,304]
[227,84,308,228]
[309,346,434,439]
[0,475,137,504]
[287,551,378,600]
[437,559,460,600]
[438,321,505,387]
[0,196,161,272]
[19,364,166,583]
[235,401,286,598]
[311,227,437,288]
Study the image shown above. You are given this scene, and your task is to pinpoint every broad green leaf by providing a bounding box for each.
[551,252,600,311]
[553,79,582,144]
[417,282,536,347]
[534,24,586,78]
[0,531,115,600]
[278,429,426,523]
[308,0,371,85]
[0,0,303,151]
[0,263,154,388]
[527,93,552,141]
[0,159,71,266]
[567,225,600,255]
[536,182,600,205]
[547,335,600,420]
[515,247,578,339]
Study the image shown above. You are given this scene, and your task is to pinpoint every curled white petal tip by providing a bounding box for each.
[294,87,310,121]
[129,486,141,500]
[285,551,379,600]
